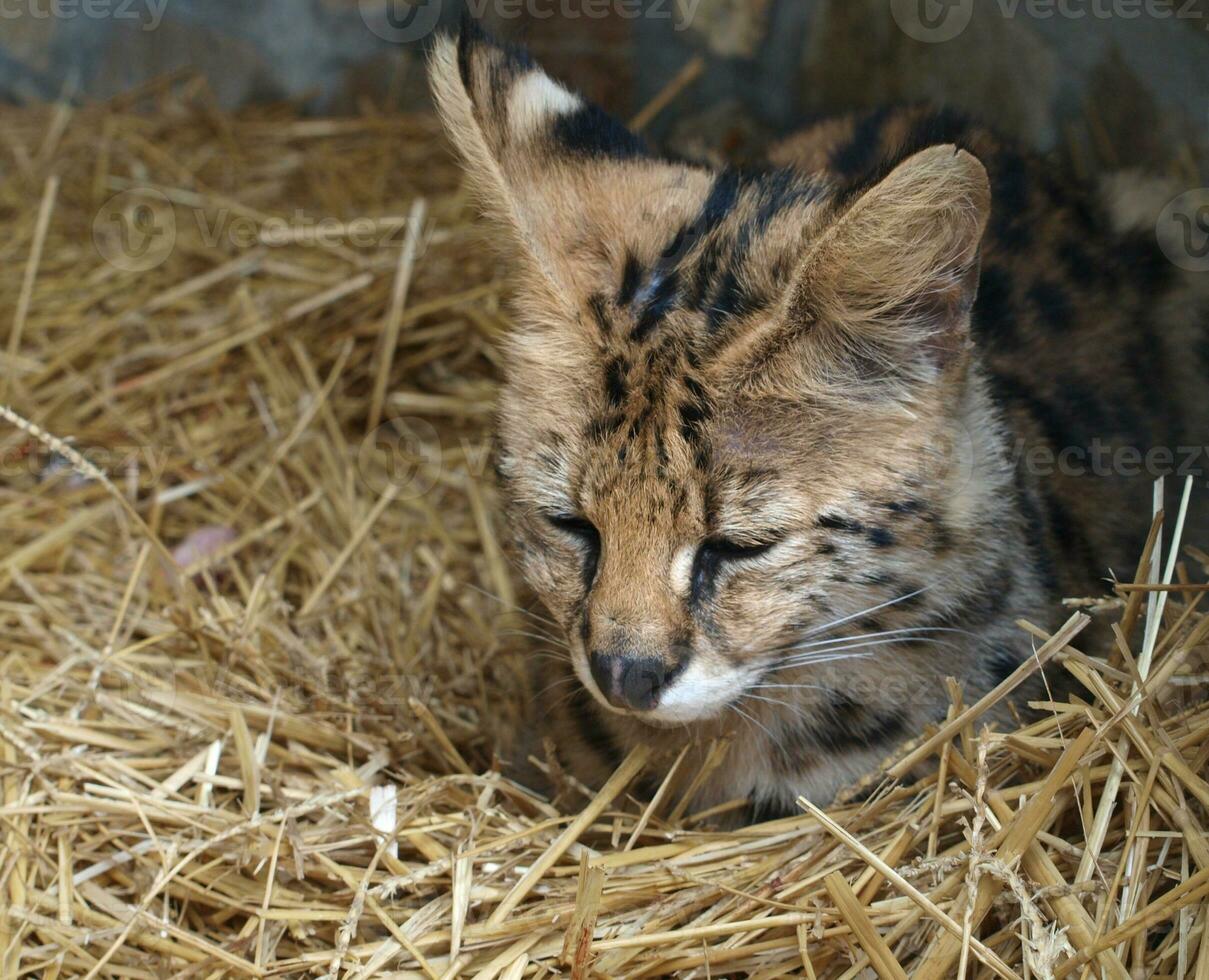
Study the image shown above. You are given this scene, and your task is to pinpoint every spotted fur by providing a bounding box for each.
[430,27,1209,819]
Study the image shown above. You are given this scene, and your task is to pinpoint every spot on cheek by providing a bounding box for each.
[670,544,695,596]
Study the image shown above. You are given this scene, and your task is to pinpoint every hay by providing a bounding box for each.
[1,81,1207,979]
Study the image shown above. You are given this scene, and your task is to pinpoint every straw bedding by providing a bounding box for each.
[1,82,1208,979]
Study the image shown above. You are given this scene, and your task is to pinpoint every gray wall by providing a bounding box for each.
[1,0,1207,171]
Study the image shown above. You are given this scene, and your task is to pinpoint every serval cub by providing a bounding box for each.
[429,25,1207,819]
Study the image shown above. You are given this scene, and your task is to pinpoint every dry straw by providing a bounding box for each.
[1,77,1207,979]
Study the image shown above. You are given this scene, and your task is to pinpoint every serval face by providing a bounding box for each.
[430,23,1209,816]
[430,26,997,732]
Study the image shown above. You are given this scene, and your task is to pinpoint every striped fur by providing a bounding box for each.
[430,28,1209,819]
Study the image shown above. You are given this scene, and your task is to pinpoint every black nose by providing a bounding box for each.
[589,651,686,711]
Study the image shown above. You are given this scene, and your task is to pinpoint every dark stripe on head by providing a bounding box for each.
[816,693,907,751]
[618,253,642,307]
[553,104,648,160]
[604,357,627,408]
[701,169,743,227]
[678,375,712,446]
[867,526,895,548]
[688,236,725,312]
[705,267,760,333]
[679,401,709,447]
[631,269,681,342]
[586,413,625,442]
[587,292,611,334]
[817,513,864,533]
[696,170,815,333]
[654,169,744,283]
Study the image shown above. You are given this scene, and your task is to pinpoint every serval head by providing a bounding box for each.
[429,26,1007,738]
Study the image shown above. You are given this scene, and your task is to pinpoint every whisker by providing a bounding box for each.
[529,652,572,665]
[740,692,814,720]
[535,675,578,699]
[757,623,968,660]
[464,582,561,629]
[728,703,779,745]
[779,629,960,658]
[729,703,799,769]
[795,584,936,642]
[774,651,878,670]
[498,628,569,647]
[748,682,829,693]
[782,634,955,659]
[775,635,954,670]
[548,684,587,713]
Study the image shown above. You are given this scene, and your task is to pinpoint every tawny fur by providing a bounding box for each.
[430,28,1209,820]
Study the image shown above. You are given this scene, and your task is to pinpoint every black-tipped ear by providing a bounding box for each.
[428,24,649,209]
[428,25,705,329]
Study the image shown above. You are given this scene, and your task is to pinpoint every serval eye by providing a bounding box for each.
[690,536,779,604]
[547,513,601,589]
[547,513,599,542]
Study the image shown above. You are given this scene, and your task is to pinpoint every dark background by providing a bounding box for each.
[2,0,1207,174]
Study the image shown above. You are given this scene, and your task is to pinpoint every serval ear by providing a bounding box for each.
[718,145,991,400]
[428,23,709,326]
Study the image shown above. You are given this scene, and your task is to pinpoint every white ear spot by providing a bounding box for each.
[507,71,583,142]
